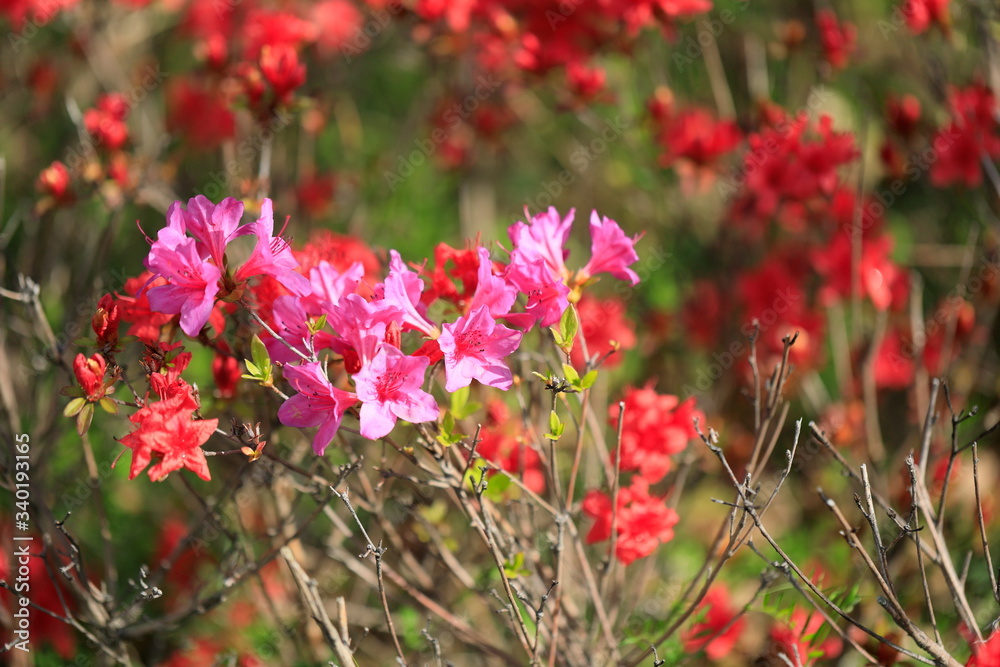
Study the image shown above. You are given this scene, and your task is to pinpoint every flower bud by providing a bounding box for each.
[92,293,121,348]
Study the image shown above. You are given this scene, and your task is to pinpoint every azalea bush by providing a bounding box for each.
[3,0,1000,666]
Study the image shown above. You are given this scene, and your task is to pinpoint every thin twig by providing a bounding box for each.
[330,486,407,665]
[973,443,1000,606]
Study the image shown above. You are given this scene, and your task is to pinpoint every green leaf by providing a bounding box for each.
[98,397,118,415]
[64,397,86,418]
[579,369,598,389]
[558,304,579,349]
[251,334,270,370]
[549,410,562,434]
[76,403,94,435]
[244,360,261,376]
[545,410,565,441]
[450,386,469,413]
[561,363,579,383]
[436,411,464,446]
[483,471,514,501]
[308,313,328,335]
[503,552,531,579]
[448,386,482,419]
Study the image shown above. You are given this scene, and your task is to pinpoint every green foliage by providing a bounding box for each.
[242,334,274,386]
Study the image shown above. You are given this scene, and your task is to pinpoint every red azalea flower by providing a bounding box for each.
[166,78,235,150]
[259,44,306,107]
[902,0,951,35]
[582,478,679,565]
[736,252,825,368]
[566,61,606,100]
[816,9,856,70]
[84,93,130,151]
[730,115,859,234]
[812,230,907,311]
[92,293,121,349]
[117,271,174,344]
[769,608,843,666]
[212,352,241,400]
[930,84,1000,188]
[310,0,364,56]
[655,107,742,192]
[74,353,108,402]
[421,241,482,308]
[682,586,746,660]
[609,386,703,483]
[474,412,546,495]
[154,518,210,609]
[571,294,637,368]
[118,391,217,482]
[886,94,922,139]
[242,9,317,60]
[968,631,1000,666]
[873,328,916,390]
[680,280,726,350]
[294,230,381,291]
[36,160,72,202]
[296,173,337,219]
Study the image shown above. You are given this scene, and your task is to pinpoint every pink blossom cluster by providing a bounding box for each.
[138,197,642,455]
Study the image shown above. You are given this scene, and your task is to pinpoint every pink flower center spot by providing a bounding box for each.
[374,370,405,401]
[456,328,487,354]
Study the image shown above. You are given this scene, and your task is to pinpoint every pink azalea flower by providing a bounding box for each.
[145,227,222,337]
[504,256,570,327]
[580,210,642,285]
[264,295,316,364]
[380,250,438,337]
[278,361,357,454]
[326,293,404,370]
[300,260,365,314]
[169,195,245,268]
[469,246,536,329]
[353,344,438,439]
[234,199,311,295]
[438,305,523,392]
[508,206,574,281]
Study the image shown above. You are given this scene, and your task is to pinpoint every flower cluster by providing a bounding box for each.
[580,386,702,565]
[582,478,679,566]
[111,197,643,477]
[609,385,703,483]
[768,608,844,666]
[681,586,747,660]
